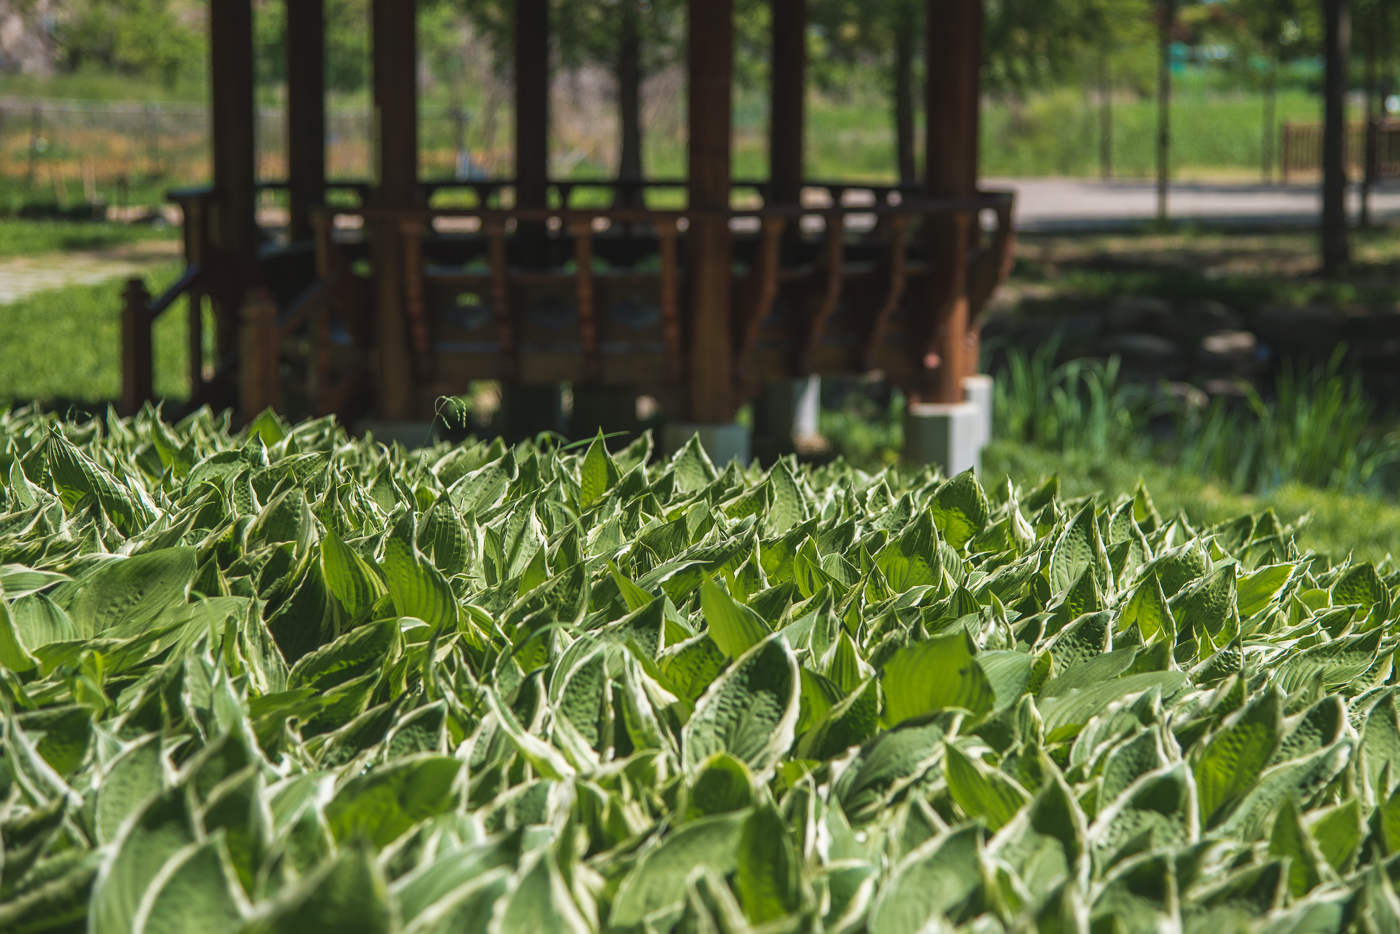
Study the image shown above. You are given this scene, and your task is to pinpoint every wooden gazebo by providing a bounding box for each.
[121,0,1013,456]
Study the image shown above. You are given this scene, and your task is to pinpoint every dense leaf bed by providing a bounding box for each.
[1,407,1399,934]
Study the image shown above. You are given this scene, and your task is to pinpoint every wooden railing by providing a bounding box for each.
[305,190,1014,411]
[124,181,1014,423]
[120,189,214,416]
[1281,120,1400,182]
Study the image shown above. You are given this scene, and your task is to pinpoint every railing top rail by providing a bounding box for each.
[253,176,938,195]
[312,192,1010,225]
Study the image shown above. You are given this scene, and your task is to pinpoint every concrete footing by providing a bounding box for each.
[752,377,821,462]
[663,422,752,467]
[903,373,995,475]
[962,374,994,454]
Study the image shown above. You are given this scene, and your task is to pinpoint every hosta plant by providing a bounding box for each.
[2,405,1400,934]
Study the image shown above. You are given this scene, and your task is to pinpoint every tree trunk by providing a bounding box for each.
[1099,51,1112,180]
[616,0,644,208]
[1322,0,1351,275]
[1262,51,1277,184]
[1156,0,1175,224]
[894,8,917,185]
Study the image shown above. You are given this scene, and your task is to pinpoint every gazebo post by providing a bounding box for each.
[369,0,418,422]
[753,0,813,462]
[515,0,550,215]
[769,0,805,209]
[209,0,259,364]
[286,0,325,244]
[904,0,986,472]
[665,0,747,464]
[503,0,566,441]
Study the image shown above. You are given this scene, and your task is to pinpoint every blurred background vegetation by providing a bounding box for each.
[0,0,1391,213]
[4,0,1400,559]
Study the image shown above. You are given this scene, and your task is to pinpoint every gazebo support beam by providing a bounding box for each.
[686,0,735,426]
[209,0,258,359]
[287,0,325,244]
[371,0,418,419]
[923,0,982,404]
[516,0,550,211]
[769,0,805,207]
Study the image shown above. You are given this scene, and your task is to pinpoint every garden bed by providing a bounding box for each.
[0,409,1396,933]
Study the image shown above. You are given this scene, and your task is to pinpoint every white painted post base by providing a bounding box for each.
[903,402,982,475]
[663,422,752,467]
[962,374,994,454]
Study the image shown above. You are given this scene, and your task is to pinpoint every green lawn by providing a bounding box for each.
[0,219,177,260]
[983,440,1400,564]
[0,264,191,405]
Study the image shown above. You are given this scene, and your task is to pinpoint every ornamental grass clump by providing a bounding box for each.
[2,405,1400,934]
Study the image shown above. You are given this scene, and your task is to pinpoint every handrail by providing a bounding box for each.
[311,191,1011,226]
[148,264,203,319]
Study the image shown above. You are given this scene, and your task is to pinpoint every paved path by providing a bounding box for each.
[0,239,180,305]
[986,177,1400,231]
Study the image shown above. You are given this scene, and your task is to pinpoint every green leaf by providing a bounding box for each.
[324,754,463,848]
[240,842,392,934]
[1238,564,1293,618]
[0,599,37,672]
[868,824,984,934]
[131,835,247,934]
[95,735,165,845]
[89,788,198,934]
[930,470,990,551]
[608,811,749,928]
[288,617,400,690]
[944,741,1029,830]
[68,547,197,638]
[700,577,772,659]
[1310,798,1363,875]
[320,532,388,620]
[1119,571,1174,643]
[766,461,803,534]
[497,849,590,934]
[384,534,456,631]
[1193,686,1282,827]
[682,633,801,773]
[1047,503,1110,596]
[881,629,994,724]
[579,431,617,509]
[735,802,803,924]
[1268,796,1325,898]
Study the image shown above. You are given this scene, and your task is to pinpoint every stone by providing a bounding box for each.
[1102,332,1180,358]
[904,402,983,475]
[1200,330,1256,355]
[1106,295,1173,334]
[1162,299,1243,346]
[664,422,752,467]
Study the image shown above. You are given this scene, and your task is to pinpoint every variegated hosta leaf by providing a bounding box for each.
[0,407,1389,933]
